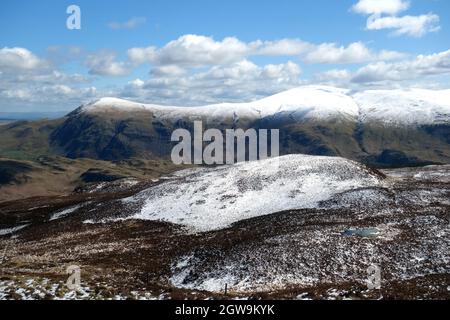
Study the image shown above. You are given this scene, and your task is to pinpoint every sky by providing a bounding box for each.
[0,0,449,112]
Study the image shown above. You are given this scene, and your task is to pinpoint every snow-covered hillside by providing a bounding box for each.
[80,86,450,125]
[354,89,450,125]
[119,154,382,231]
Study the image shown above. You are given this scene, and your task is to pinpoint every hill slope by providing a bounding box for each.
[116,154,382,231]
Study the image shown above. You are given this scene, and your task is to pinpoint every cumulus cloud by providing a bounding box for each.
[0,47,48,71]
[352,0,409,15]
[108,17,147,30]
[0,81,98,110]
[121,60,302,105]
[4,43,299,110]
[254,39,312,56]
[311,49,450,89]
[0,47,99,111]
[128,78,145,88]
[352,0,440,37]
[304,42,405,64]
[85,51,132,76]
[194,60,301,83]
[314,69,352,83]
[2,39,449,111]
[128,34,255,67]
[366,13,440,37]
[82,35,409,80]
[261,61,301,79]
[127,46,157,64]
[150,65,187,77]
[351,49,450,83]
[124,35,407,75]
[128,35,310,67]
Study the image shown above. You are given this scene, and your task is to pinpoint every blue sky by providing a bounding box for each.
[0,0,449,112]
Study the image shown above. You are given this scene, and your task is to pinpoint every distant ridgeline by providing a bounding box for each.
[0,111,67,121]
[1,86,449,168]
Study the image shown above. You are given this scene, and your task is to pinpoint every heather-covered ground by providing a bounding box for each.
[0,161,449,300]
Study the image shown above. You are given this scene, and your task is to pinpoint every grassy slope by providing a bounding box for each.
[0,156,184,202]
[0,119,64,161]
[359,123,450,165]
[278,119,362,159]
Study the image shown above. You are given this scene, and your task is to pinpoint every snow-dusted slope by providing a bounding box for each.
[120,154,382,231]
[354,89,450,125]
[80,86,450,125]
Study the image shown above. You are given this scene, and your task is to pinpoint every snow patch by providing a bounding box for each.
[49,204,83,221]
[0,224,30,236]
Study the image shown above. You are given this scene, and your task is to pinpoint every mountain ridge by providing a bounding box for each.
[1,85,449,167]
[77,85,450,125]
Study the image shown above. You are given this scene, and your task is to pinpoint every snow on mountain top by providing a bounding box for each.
[87,97,167,111]
[354,88,450,125]
[120,154,382,232]
[82,85,359,121]
[250,85,357,118]
[81,86,450,125]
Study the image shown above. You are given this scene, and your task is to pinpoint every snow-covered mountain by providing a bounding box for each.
[48,85,450,166]
[81,85,450,125]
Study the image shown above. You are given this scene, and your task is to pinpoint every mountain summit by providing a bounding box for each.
[78,86,450,125]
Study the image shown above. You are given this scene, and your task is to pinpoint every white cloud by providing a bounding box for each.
[352,0,440,38]
[126,35,407,72]
[0,84,98,108]
[153,34,253,67]
[255,39,312,56]
[262,61,301,79]
[128,35,310,67]
[2,88,33,100]
[85,51,132,76]
[0,47,98,111]
[310,49,450,89]
[108,17,147,30]
[366,13,440,37]
[377,50,408,61]
[194,60,301,84]
[150,65,187,77]
[352,0,409,15]
[0,47,48,71]
[127,46,157,64]
[128,78,145,88]
[314,69,352,83]
[304,42,405,64]
[305,42,372,64]
[121,60,302,105]
[2,40,448,111]
[198,60,260,80]
[351,49,450,83]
